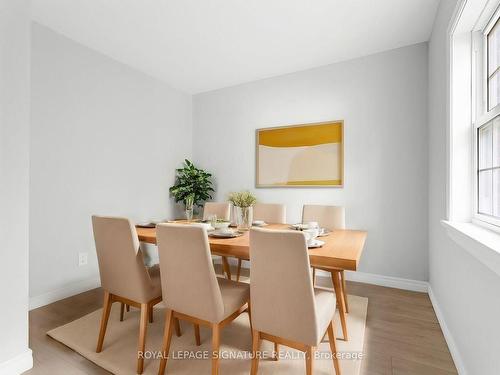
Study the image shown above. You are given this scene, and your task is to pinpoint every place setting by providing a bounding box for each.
[203,215,243,238]
[289,221,331,248]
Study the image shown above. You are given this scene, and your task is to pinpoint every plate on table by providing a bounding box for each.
[209,230,243,238]
[136,222,158,228]
[289,223,309,231]
[252,220,267,227]
[307,239,325,248]
[317,229,331,237]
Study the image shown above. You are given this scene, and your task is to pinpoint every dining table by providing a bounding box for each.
[136,223,367,341]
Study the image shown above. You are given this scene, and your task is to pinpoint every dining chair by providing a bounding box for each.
[302,205,345,232]
[234,203,287,281]
[249,228,341,375]
[302,205,349,310]
[203,202,233,279]
[92,215,182,374]
[202,202,231,221]
[302,204,349,340]
[156,223,251,375]
[253,203,286,224]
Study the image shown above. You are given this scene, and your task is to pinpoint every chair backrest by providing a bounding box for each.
[302,205,345,230]
[203,202,231,221]
[92,215,155,303]
[253,203,286,224]
[250,228,320,345]
[156,223,225,323]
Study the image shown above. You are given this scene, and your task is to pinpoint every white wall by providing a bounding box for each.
[29,24,192,302]
[0,0,32,372]
[193,44,429,281]
[428,1,500,374]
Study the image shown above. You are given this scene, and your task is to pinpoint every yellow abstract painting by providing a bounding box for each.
[256,121,343,187]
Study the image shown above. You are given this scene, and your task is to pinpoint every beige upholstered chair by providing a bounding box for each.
[156,223,251,375]
[235,203,287,281]
[249,228,341,375]
[203,202,231,221]
[203,202,233,279]
[302,205,345,231]
[302,204,349,339]
[92,216,181,374]
[253,203,286,224]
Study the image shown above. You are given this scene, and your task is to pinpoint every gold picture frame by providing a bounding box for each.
[255,120,344,188]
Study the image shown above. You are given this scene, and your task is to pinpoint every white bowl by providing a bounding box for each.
[217,227,235,235]
[214,221,231,229]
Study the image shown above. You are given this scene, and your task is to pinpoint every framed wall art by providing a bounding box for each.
[256,120,344,187]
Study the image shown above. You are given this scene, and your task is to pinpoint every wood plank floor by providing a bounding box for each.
[25,270,457,375]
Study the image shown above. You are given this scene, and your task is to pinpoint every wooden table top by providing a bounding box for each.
[136,224,366,271]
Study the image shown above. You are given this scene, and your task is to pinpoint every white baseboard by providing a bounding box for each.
[314,269,429,292]
[343,270,429,292]
[29,276,101,310]
[233,260,429,293]
[428,286,467,375]
[0,349,33,375]
[226,259,428,292]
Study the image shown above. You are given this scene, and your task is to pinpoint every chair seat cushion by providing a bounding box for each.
[217,277,250,319]
[314,288,336,341]
[145,264,162,301]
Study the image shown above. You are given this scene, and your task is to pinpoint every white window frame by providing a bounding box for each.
[472,4,500,230]
[445,0,500,281]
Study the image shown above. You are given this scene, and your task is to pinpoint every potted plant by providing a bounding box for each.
[169,159,214,221]
[228,191,257,231]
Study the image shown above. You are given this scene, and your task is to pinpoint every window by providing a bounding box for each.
[488,18,500,110]
[475,8,500,227]
[477,118,500,218]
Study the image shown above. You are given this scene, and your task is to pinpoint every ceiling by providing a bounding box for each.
[32,0,440,94]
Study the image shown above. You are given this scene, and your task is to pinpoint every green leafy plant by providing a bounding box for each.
[228,191,257,208]
[169,159,214,207]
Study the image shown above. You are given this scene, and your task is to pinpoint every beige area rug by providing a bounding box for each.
[47,295,368,375]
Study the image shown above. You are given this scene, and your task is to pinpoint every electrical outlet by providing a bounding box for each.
[78,252,88,266]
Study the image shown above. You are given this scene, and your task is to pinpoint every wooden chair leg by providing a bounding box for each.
[236,259,242,281]
[273,342,279,361]
[331,271,348,341]
[305,346,315,375]
[222,256,232,280]
[137,303,149,374]
[120,302,125,322]
[327,320,341,375]
[149,305,154,323]
[211,323,221,375]
[96,291,112,352]
[341,270,349,313]
[312,267,316,286]
[174,317,182,337]
[194,324,201,346]
[158,309,175,375]
[247,301,253,335]
[126,304,130,312]
[250,330,261,375]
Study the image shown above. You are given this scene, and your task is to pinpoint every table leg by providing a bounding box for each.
[341,270,349,313]
[222,256,232,280]
[331,270,348,341]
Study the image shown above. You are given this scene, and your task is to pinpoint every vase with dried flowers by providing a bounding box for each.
[228,191,257,231]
